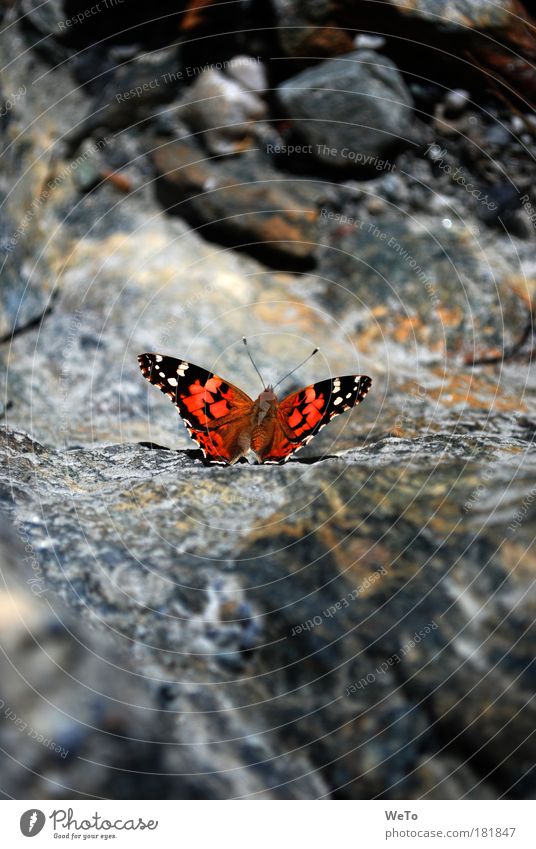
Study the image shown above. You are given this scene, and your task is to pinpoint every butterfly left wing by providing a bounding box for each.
[138,353,254,463]
[258,374,372,463]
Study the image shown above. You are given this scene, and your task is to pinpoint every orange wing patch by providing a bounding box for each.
[138,354,255,463]
[258,375,372,463]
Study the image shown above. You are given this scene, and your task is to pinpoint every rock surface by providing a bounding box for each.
[277,50,414,167]
[151,138,320,264]
[1,422,536,798]
[0,521,172,799]
[271,0,527,52]
[388,0,520,30]
[179,63,267,155]
[1,0,536,801]
[269,0,536,108]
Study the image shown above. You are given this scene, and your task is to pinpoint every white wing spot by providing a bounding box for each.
[168,377,178,386]
[155,355,163,362]
[333,396,343,406]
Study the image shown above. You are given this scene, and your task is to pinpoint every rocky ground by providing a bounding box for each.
[1,0,536,799]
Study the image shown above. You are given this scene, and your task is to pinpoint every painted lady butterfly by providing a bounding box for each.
[138,341,372,464]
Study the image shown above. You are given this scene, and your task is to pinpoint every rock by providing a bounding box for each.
[20,0,66,39]
[0,225,344,447]
[0,70,364,453]
[64,45,183,149]
[271,0,522,57]
[0,16,90,339]
[18,0,72,64]
[151,137,320,264]
[269,0,536,112]
[354,34,386,51]
[388,1,536,109]
[0,11,336,447]
[1,425,536,798]
[486,124,513,147]
[1,180,359,449]
[226,55,268,92]
[443,87,470,117]
[387,0,520,32]
[277,50,413,168]
[0,520,173,799]
[179,67,267,154]
[4,0,536,800]
[271,0,357,57]
[316,214,529,360]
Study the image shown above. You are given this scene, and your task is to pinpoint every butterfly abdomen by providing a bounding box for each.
[250,400,277,455]
[251,424,271,455]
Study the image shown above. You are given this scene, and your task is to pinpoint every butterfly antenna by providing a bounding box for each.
[242,337,267,389]
[273,347,319,390]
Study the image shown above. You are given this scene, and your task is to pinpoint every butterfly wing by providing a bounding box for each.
[258,375,372,463]
[138,353,254,463]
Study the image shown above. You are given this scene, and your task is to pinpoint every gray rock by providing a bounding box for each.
[1,425,536,798]
[18,0,72,64]
[271,0,354,57]
[3,1,536,801]
[151,137,320,264]
[278,50,413,167]
[226,55,268,93]
[316,215,529,359]
[20,0,67,39]
[443,88,470,116]
[178,67,267,155]
[0,18,89,340]
[272,0,519,52]
[64,46,183,150]
[353,34,386,51]
[387,0,519,32]
[0,519,173,799]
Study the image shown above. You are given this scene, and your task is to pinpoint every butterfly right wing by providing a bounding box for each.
[138,353,254,463]
[258,374,372,463]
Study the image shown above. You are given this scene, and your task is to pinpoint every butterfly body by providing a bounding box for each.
[138,353,372,464]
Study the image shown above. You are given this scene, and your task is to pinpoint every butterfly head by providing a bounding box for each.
[255,387,278,424]
[258,387,278,404]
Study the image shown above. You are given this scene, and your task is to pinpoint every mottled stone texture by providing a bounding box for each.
[2,426,536,798]
[1,0,536,800]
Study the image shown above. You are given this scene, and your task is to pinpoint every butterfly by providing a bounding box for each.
[138,340,372,464]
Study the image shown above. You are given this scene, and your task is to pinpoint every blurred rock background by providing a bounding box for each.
[1,0,536,798]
